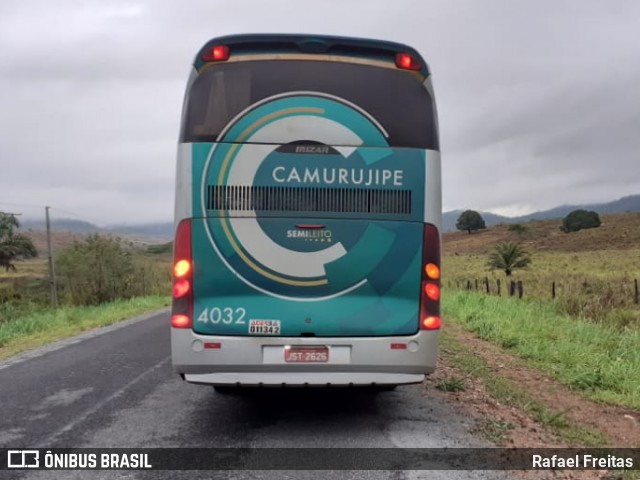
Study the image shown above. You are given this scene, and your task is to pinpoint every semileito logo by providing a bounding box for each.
[286,229,333,242]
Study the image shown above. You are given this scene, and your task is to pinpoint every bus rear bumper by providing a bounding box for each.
[172,329,439,386]
[184,372,424,386]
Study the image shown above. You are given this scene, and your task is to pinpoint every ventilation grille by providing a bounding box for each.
[206,186,412,214]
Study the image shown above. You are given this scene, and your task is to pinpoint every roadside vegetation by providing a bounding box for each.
[0,296,169,359]
[0,224,171,359]
[442,212,640,411]
[444,212,640,327]
[442,292,640,409]
[438,329,608,447]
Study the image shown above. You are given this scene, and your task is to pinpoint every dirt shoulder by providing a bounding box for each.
[425,321,639,478]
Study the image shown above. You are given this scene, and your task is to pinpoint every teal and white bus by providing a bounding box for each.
[171,34,441,388]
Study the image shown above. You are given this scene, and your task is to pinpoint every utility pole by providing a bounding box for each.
[45,206,58,307]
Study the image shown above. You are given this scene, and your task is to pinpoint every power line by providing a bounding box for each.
[0,201,105,227]
[0,201,45,210]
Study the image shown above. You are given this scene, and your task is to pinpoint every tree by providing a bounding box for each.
[0,213,37,272]
[486,242,531,276]
[561,209,601,233]
[456,210,486,234]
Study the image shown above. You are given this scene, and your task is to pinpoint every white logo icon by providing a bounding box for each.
[7,450,40,468]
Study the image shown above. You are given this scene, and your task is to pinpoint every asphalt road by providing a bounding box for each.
[0,310,513,479]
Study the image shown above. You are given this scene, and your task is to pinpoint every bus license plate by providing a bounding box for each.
[284,347,329,363]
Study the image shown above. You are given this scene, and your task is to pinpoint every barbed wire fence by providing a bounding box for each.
[451,277,640,305]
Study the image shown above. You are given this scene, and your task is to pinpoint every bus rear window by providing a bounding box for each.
[180,60,438,150]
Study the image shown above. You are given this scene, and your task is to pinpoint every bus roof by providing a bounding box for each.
[194,33,430,77]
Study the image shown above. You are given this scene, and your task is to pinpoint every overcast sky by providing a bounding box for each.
[1,0,639,225]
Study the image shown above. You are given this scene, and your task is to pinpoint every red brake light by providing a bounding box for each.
[395,53,421,71]
[173,279,190,298]
[424,283,440,301]
[171,314,191,329]
[422,316,441,330]
[203,45,230,62]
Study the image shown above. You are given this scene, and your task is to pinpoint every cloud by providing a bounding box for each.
[1,0,639,224]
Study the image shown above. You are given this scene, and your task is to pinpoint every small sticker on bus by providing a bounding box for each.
[249,319,281,335]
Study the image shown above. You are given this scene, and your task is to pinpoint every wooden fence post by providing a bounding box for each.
[509,281,515,297]
[467,280,472,291]
[635,279,639,305]
[485,277,490,294]
[517,281,523,299]
[552,281,556,299]
[497,279,501,296]
[475,279,478,291]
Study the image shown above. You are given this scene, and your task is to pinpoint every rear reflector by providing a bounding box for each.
[390,343,407,350]
[204,342,222,349]
[295,224,325,229]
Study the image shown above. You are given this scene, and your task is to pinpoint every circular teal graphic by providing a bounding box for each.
[201,92,417,299]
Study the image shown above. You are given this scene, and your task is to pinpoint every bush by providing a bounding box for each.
[556,279,629,325]
[561,210,601,233]
[147,242,173,255]
[55,235,137,305]
[508,223,528,234]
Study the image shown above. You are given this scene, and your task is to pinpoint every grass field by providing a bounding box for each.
[442,212,640,410]
[443,213,640,327]
[442,291,640,410]
[0,295,170,360]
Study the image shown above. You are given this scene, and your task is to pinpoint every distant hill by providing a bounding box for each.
[19,218,100,233]
[19,218,173,240]
[444,194,640,231]
[106,222,173,239]
[443,211,640,255]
